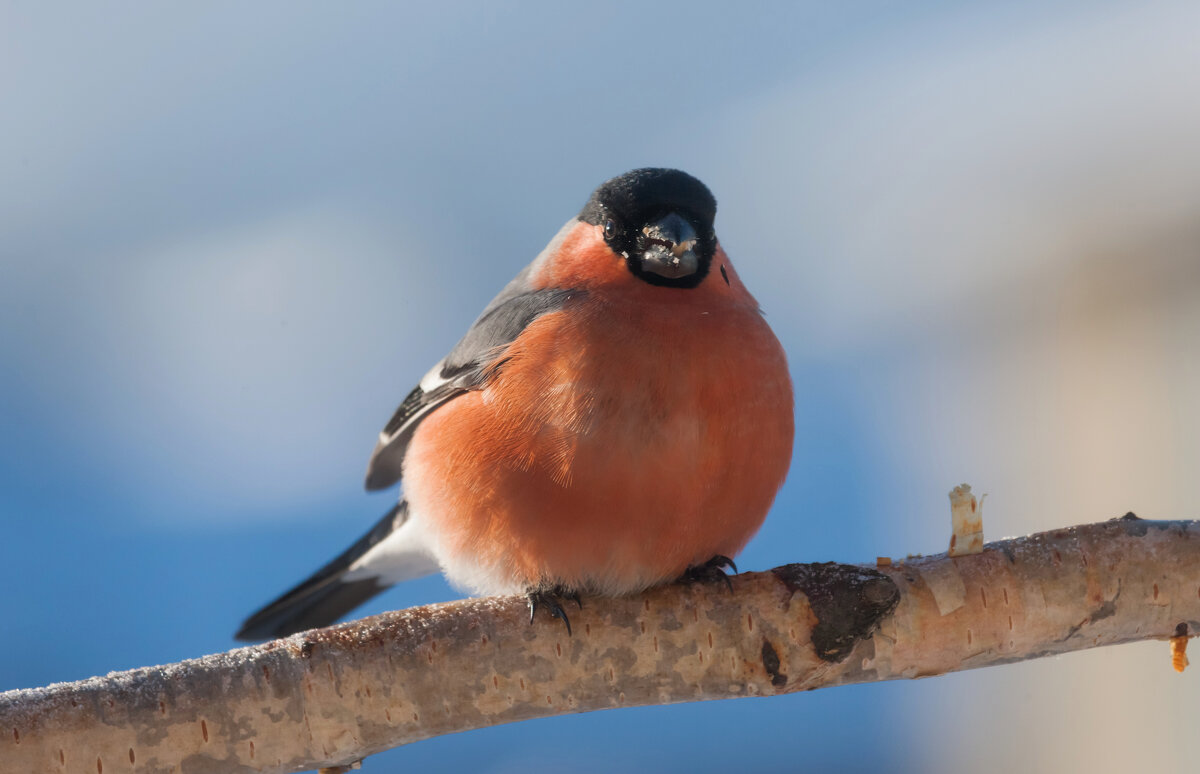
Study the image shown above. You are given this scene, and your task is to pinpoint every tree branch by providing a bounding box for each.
[3,516,1197,774]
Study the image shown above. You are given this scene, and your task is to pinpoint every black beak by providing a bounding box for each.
[639,212,700,279]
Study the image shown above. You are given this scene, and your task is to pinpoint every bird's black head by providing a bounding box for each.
[579,168,718,289]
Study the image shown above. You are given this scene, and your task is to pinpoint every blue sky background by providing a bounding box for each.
[3,2,1199,772]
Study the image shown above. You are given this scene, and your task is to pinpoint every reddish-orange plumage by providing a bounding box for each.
[403,222,793,594]
[236,168,794,642]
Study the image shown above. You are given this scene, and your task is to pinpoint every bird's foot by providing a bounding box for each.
[679,554,738,592]
[527,586,582,636]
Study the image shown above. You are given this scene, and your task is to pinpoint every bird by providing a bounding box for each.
[236,168,794,641]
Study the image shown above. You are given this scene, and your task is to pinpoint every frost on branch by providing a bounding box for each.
[1,516,1197,774]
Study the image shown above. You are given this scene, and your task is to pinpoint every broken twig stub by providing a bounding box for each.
[949,483,985,556]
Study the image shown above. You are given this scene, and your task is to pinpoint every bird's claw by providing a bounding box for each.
[527,586,581,635]
[679,554,738,592]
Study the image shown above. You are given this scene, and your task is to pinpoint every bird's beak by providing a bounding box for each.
[639,212,700,279]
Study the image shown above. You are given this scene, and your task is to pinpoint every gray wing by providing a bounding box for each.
[364,262,581,491]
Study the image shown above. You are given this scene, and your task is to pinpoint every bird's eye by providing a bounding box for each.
[603,219,617,240]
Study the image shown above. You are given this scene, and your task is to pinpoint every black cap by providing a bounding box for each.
[579,168,716,229]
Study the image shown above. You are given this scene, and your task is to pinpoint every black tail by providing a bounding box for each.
[234,502,407,641]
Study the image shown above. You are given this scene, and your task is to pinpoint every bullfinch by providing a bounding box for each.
[236,168,794,640]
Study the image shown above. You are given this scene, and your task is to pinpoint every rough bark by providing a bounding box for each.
[2,516,1196,774]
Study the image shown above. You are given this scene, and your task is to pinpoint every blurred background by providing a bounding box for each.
[3,1,1198,771]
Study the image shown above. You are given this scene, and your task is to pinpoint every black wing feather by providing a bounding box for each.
[234,502,408,641]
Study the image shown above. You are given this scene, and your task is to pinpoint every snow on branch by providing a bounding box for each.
[2,516,1197,774]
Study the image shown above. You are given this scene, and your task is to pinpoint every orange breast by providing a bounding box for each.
[403,250,793,595]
